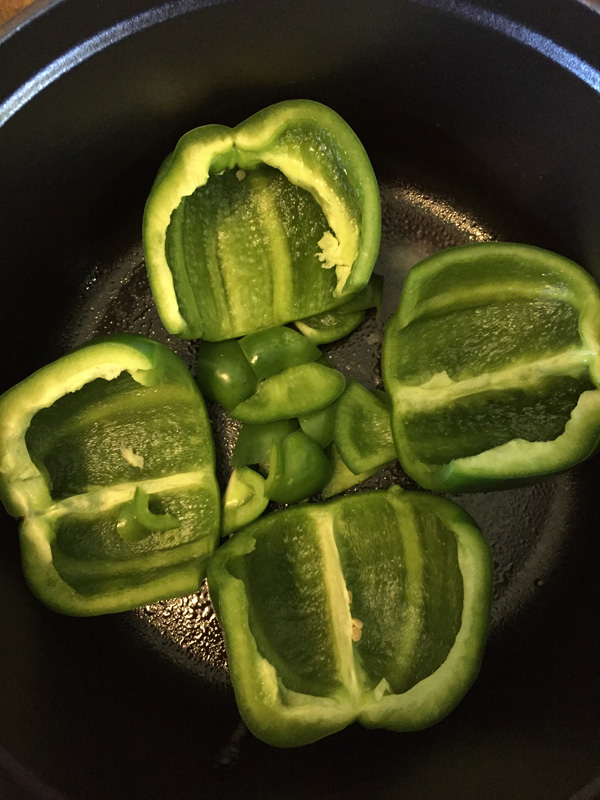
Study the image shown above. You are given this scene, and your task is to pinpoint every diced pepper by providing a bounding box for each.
[334,381,396,474]
[196,339,258,411]
[207,486,492,747]
[383,242,600,491]
[298,402,337,448]
[294,311,365,345]
[264,430,332,504]
[320,444,381,499]
[239,326,321,381]
[0,334,220,615]
[230,362,346,423]
[231,419,299,471]
[294,274,383,344]
[143,100,381,340]
[222,467,268,535]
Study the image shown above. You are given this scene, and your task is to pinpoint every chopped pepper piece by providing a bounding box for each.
[294,274,384,344]
[239,326,321,381]
[264,430,332,504]
[143,100,381,340]
[207,486,492,747]
[231,419,299,471]
[334,381,396,474]
[222,467,268,535]
[230,362,346,423]
[298,402,337,448]
[294,310,365,345]
[0,334,220,615]
[196,339,258,412]
[321,444,381,499]
[383,242,600,491]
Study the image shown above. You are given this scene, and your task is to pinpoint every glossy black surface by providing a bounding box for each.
[1,1,600,798]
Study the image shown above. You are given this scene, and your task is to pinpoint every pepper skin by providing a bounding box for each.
[207,486,492,747]
[143,100,381,340]
[0,334,220,615]
[383,242,600,491]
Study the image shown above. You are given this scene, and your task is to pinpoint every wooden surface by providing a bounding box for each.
[0,0,36,25]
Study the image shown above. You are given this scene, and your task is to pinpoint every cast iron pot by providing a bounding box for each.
[1,1,600,798]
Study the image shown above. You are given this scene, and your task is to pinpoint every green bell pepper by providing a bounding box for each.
[207,485,492,747]
[334,381,396,474]
[294,274,383,344]
[196,326,345,423]
[298,402,337,448]
[196,339,258,412]
[230,419,299,471]
[239,326,321,381]
[143,100,381,340]
[0,334,220,615]
[117,486,180,542]
[295,310,365,345]
[382,242,600,491]
[222,467,268,535]
[264,430,332,504]
[230,362,346,423]
[321,444,381,498]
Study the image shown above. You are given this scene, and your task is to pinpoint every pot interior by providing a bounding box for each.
[0,2,599,798]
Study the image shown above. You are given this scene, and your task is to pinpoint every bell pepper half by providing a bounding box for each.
[382,242,600,491]
[0,334,220,615]
[207,485,492,747]
[143,100,381,340]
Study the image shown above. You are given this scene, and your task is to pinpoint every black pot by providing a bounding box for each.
[1,1,600,798]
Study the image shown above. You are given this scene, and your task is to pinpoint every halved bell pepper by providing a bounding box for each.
[0,334,220,615]
[207,485,492,747]
[383,242,600,491]
[143,100,381,340]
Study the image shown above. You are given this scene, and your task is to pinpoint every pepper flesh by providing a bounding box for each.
[239,326,321,381]
[196,339,258,411]
[264,430,332,503]
[207,486,492,747]
[298,402,336,448]
[321,444,381,499]
[143,100,381,340]
[222,467,268,535]
[231,419,299,471]
[294,273,383,344]
[382,242,600,491]
[230,362,346,423]
[0,334,220,615]
[334,381,396,474]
